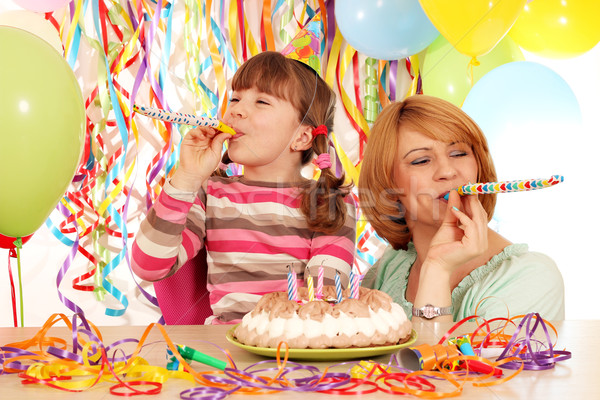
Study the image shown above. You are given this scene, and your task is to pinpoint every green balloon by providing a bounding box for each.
[0,27,85,237]
[422,34,524,106]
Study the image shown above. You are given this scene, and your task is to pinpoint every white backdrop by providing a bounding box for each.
[0,1,598,327]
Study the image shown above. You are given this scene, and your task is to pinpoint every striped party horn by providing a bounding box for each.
[444,175,564,200]
[133,104,236,135]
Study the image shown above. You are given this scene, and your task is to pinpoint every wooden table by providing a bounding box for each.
[1,320,597,399]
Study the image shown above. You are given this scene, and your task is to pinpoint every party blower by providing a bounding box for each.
[443,175,563,200]
[133,104,236,135]
[166,344,227,371]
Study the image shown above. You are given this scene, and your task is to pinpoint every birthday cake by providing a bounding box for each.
[233,286,412,349]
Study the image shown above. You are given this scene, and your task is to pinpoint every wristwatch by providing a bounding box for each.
[412,304,453,319]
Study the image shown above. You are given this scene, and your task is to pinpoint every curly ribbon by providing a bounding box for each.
[43,0,163,317]
[496,313,572,370]
[1,311,572,398]
[363,57,378,124]
[407,54,421,97]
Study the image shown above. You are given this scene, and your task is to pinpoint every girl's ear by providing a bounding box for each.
[291,125,314,151]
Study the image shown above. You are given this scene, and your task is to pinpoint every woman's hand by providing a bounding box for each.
[411,191,488,320]
[425,190,489,275]
[170,127,231,191]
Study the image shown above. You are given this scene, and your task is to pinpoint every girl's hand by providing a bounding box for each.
[425,190,489,275]
[171,127,231,191]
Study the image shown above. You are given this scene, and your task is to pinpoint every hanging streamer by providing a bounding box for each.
[35,0,423,320]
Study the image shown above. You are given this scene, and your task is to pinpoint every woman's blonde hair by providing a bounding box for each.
[358,95,497,250]
[214,51,352,234]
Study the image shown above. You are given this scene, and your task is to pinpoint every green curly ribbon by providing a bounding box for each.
[279,0,294,44]
[363,57,379,124]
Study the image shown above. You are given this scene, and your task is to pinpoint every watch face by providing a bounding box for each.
[423,305,437,319]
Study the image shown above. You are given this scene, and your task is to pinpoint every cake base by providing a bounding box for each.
[227,325,418,361]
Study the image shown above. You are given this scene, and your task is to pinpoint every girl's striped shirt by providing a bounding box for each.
[132,176,356,324]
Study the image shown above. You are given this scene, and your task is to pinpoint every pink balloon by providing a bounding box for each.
[14,0,71,13]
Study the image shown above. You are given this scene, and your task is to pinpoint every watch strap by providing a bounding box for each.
[412,304,453,319]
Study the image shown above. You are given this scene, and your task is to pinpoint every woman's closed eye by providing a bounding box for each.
[450,150,468,158]
[411,151,468,165]
[411,157,430,166]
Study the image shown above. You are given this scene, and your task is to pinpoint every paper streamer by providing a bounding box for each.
[37,1,422,321]
[133,104,236,135]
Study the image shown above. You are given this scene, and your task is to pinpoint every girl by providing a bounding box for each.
[132,51,356,324]
[359,95,564,321]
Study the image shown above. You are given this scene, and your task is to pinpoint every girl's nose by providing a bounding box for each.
[228,101,247,119]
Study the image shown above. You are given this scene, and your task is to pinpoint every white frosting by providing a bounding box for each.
[235,297,412,349]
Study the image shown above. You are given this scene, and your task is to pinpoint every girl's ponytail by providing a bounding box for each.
[300,126,353,235]
[211,152,231,178]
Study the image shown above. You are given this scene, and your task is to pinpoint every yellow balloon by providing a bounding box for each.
[419,0,527,58]
[509,0,600,59]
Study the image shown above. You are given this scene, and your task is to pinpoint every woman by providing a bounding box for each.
[359,95,564,321]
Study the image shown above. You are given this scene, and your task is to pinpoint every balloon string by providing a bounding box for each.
[468,57,480,93]
[7,250,18,327]
[16,243,24,327]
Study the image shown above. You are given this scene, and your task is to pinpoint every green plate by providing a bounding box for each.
[226,325,417,361]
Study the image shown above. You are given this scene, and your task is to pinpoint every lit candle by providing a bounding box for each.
[335,270,343,303]
[317,265,324,299]
[307,267,315,301]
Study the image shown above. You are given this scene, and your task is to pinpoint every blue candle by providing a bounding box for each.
[287,265,295,301]
[335,270,343,303]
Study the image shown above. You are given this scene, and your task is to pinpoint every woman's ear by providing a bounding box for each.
[290,125,314,151]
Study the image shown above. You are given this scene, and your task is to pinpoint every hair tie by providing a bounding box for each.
[315,153,332,170]
[312,125,328,136]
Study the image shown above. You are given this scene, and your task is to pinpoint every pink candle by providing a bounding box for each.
[317,265,324,299]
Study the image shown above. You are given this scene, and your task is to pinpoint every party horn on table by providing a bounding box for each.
[449,336,503,377]
[444,175,564,200]
[166,344,227,371]
[133,104,236,135]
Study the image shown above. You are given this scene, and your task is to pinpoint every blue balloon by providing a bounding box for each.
[462,61,581,224]
[334,0,439,60]
[462,61,581,147]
